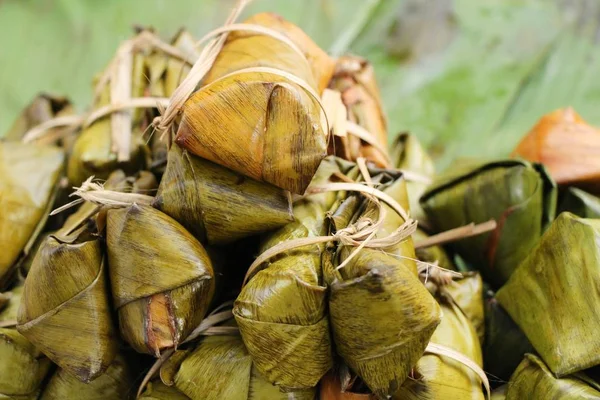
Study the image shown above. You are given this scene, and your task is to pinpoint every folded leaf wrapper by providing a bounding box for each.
[163,333,316,400]
[154,144,293,244]
[140,381,191,400]
[40,354,133,400]
[0,286,52,397]
[107,204,215,356]
[445,273,485,343]
[393,298,484,400]
[176,13,334,194]
[0,142,64,286]
[17,231,117,382]
[233,158,351,390]
[497,212,600,376]
[328,55,390,167]
[505,354,600,399]
[420,159,557,287]
[512,107,600,192]
[558,187,600,218]
[412,229,455,271]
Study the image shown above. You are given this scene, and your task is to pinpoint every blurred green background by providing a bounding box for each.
[1,0,599,168]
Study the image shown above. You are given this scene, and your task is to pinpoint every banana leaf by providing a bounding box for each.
[392,297,484,400]
[328,55,389,167]
[176,13,334,194]
[412,229,455,271]
[17,228,117,382]
[512,108,600,193]
[491,385,507,400]
[164,30,199,97]
[319,370,376,400]
[40,353,133,400]
[233,157,350,390]
[107,204,215,356]
[154,144,293,244]
[483,293,534,385]
[4,93,74,144]
[163,333,316,400]
[391,133,435,224]
[0,285,52,398]
[497,212,600,376]
[140,381,191,400]
[505,354,600,400]
[420,159,557,288]
[445,272,485,343]
[0,142,64,287]
[558,187,600,218]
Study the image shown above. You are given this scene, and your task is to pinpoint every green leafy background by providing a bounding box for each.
[1,0,598,169]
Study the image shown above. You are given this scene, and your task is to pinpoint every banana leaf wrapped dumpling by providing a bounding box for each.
[505,354,600,399]
[558,187,600,218]
[233,157,349,390]
[420,159,557,288]
[107,204,215,356]
[154,144,293,244]
[445,272,485,343]
[140,381,191,400]
[176,13,334,194]
[17,226,117,382]
[40,353,133,400]
[0,142,64,287]
[497,212,600,376]
[162,333,316,400]
[0,286,52,398]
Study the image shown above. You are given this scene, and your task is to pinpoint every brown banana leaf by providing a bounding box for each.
[140,381,191,400]
[328,55,389,168]
[505,354,600,399]
[420,159,557,288]
[445,272,485,343]
[4,93,74,144]
[558,187,600,218]
[319,370,376,400]
[0,142,64,287]
[497,212,600,376]
[17,229,117,382]
[164,333,316,400]
[0,285,52,398]
[483,293,534,386]
[512,107,600,193]
[393,298,484,400]
[40,353,133,400]
[412,228,455,271]
[176,13,334,194]
[154,144,293,244]
[391,133,435,224]
[233,158,351,390]
[107,204,215,356]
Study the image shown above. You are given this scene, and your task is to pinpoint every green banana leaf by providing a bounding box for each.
[140,381,191,400]
[505,354,600,399]
[497,212,600,376]
[420,159,557,288]
[393,298,484,400]
[163,333,316,400]
[445,272,484,343]
[154,144,293,244]
[233,157,350,391]
[558,187,600,218]
[412,228,456,271]
[483,293,534,385]
[107,204,215,356]
[0,141,64,288]
[17,230,117,382]
[40,354,133,400]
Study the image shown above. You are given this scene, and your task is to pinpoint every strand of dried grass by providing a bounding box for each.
[414,220,497,249]
[425,342,491,400]
[0,320,17,328]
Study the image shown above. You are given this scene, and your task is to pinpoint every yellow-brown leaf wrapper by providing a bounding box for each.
[107,205,215,355]
[17,235,117,382]
[497,212,600,376]
[0,142,63,285]
[445,273,485,342]
[140,381,191,400]
[505,354,600,399]
[154,144,293,244]
[176,13,333,194]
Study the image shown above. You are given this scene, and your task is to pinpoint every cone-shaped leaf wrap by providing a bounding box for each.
[17,233,117,382]
[107,205,215,356]
[497,212,600,376]
[154,144,293,244]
